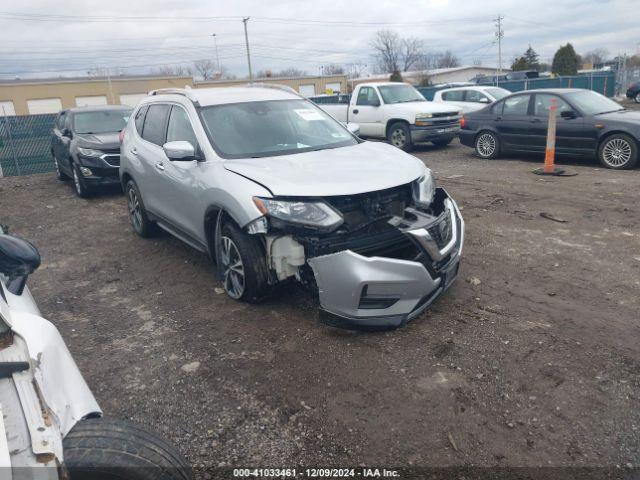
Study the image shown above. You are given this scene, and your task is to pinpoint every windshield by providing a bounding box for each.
[199,99,357,158]
[73,110,131,134]
[378,84,425,104]
[486,88,510,100]
[564,90,624,115]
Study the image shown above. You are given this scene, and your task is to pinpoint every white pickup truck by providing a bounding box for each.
[311,82,462,151]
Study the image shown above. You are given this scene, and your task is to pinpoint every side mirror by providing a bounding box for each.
[163,141,196,161]
[479,97,490,104]
[0,234,41,295]
[371,99,381,107]
[62,128,73,138]
[560,110,578,120]
[346,123,360,136]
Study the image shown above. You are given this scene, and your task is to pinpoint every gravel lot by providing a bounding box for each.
[1,138,639,478]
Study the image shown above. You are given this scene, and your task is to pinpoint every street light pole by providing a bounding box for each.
[211,33,220,73]
[242,17,253,81]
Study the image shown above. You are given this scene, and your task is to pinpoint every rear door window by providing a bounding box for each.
[501,94,531,116]
[442,90,465,101]
[134,105,148,136]
[141,104,170,146]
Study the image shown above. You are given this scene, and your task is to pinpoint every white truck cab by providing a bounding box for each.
[312,82,462,151]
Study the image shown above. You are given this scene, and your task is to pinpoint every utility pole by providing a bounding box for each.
[211,33,220,73]
[242,17,253,81]
[495,15,504,86]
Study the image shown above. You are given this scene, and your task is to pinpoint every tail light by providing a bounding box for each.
[460,116,466,128]
[119,130,125,144]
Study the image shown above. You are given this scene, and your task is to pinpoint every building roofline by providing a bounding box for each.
[0,74,193,86]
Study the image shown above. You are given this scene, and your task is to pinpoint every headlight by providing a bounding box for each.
[253,197,343,231]
[412,170,436,207]
[77,147,103,157]
[415,113,433,126]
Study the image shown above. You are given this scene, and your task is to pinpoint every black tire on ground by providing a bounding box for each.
[387,122,413,152]
[53,152,69,180]
[63,417,193,480]
[597,133,638,170]
[219,222,270,303]
[125,180,158,238]
[474,130,500,159]
[635,92,640,104]
[431,137,454,147]
[72,163,90,198]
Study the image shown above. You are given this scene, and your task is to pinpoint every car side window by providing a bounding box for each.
[134,105,148,136]
[166,106,198,149]
[141,104,171,146]
[502,94,531,116]
[442,90,464,101]
[533,94,572,117]
[356,87,380,106]
[466,90,489,103]
[56,112,66,130]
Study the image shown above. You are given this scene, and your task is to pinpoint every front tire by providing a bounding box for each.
[387,122,413,152]
[126,180,158,237]
[219,223,270,303]
[72,163,90,198]
[475,130,500,159]
[635,92,640,104]
[63,417,193,480]
[598,134,638,169]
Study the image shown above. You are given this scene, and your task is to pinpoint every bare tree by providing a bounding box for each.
[276,68,307,77]
[193,59,217,80]
[345,62,366,79]
[582,48,609,66]
[437,50,460,68]
[322,64,345,75]
[156,64,192,76]
[401,37,424,71]
[370,30,401,73]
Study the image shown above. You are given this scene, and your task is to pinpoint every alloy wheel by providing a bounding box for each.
[602,138,632,167]
[220,236,245,299]
[127,187,143,232]
[390,128,406,148]
[476,133,496,158]
[635,92,640,104]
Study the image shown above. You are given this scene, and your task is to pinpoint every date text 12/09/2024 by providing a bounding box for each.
[233,468,400,478]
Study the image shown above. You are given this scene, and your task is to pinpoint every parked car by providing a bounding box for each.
[0,225,192,479]
[119,86,464,330]
[313,82,462,151]
[51,105,132,197]
[459,88,640,169]
[470,74,508,85]
[626,81,640,103]
[505,70,539,81]
[433,86,511,113]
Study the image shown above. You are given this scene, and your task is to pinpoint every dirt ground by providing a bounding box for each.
[1,138,639,478]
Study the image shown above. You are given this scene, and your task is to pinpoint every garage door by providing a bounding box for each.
[75,95,108,107]
[27,98,62,114]
[325,82,342,94]
[119,93,147,107]
[298,84,316,97]
[0,101,16,116]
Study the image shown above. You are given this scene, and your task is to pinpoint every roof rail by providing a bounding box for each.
[245,82,302,97]
[147,88,199,104]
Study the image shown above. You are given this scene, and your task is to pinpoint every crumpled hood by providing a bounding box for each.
[224,141,426,197]
[75,132,120,149]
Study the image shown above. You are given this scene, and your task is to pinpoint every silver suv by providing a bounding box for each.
[119,85,464,330]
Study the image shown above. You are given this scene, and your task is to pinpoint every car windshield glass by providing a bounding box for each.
[564,90,624,115]
[378,85,425,104]
[199,99,357,158]
[486,88,510,100]
[73,110,131,134]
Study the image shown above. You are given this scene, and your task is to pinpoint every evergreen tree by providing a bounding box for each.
[523,45,540,71]
[389,70,404,82]
[552,43,580,75]
[511,56,528,71]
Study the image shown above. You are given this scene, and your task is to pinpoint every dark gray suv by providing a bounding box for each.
[50,105,132,197]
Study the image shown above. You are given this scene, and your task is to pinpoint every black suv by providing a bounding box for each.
[51,106,132,197]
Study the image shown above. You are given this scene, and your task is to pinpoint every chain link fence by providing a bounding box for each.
[615,67,640,98]
[0,113,56,177]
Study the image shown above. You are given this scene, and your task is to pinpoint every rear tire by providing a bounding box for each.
[219,222,270,303]
[598,134,638,169]
[474,130,500,159]
[72,163,90,198]
[635,92,640,104]
[63,417,193,480]
[387,122,413,152]
[125,180,158,237]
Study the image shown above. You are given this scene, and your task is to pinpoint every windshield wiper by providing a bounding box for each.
[595,109,625,115]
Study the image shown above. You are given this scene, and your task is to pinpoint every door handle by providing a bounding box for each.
[353,109,359,114]
[530,118,541,123]
[155,161,165,171]
[495,116,502,122]
[130,148,138,156]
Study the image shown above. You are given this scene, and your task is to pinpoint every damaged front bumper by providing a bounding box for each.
[308,188,464,330]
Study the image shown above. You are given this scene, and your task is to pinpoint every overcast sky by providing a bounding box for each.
[0,0,637,79]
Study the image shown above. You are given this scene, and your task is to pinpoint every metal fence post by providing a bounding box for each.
[1,106,20,176]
